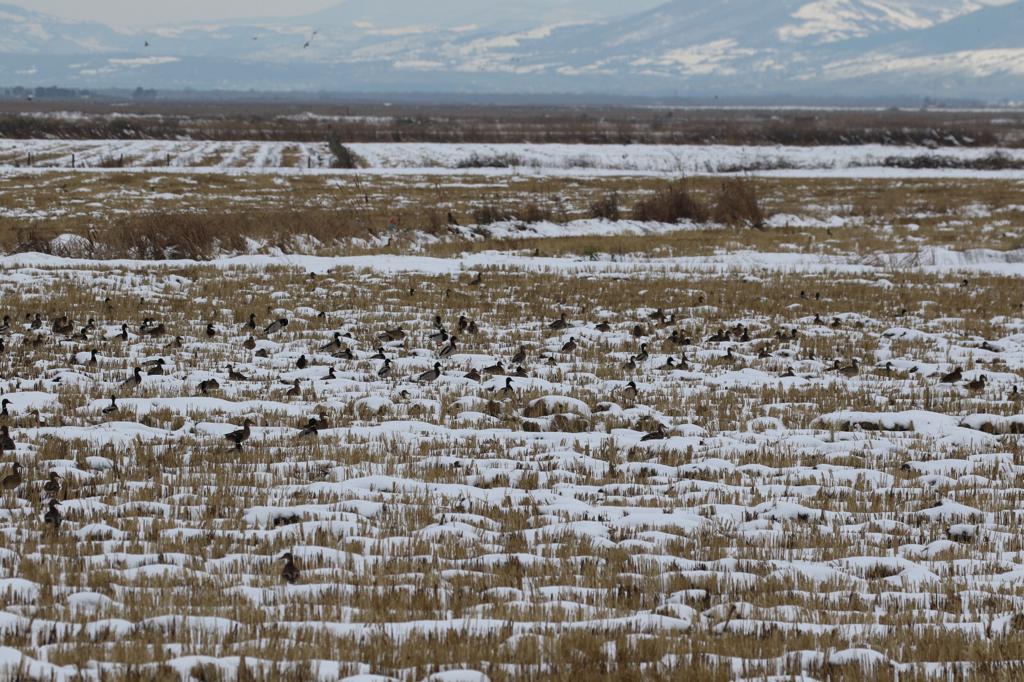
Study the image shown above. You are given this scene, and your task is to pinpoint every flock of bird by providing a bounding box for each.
[0,283,1014,584]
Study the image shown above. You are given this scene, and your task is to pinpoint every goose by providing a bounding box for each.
[967,374,987,392]
[560,337,577,353]
[296,355,308,370]
[101,396,119,416]
[121,367,143,391]
[44,500,61,530]
[1,462,22,490]
[146,358,166,376]
[464,368,481,383]
[0,426,14,451]
[549,313,569,330]
[280,552,300,584]
[416,363,443,383]
[377,359,393,379]
[264,318,288,335]
[286,380,301,398]
[319,332,342,352]
[243,335,257,350]
[42,471,61,495]
[439,337,458,359]
[511,346,527,365]
[940,367,963,384]
[225,419,254,449]
[198,379,220,395]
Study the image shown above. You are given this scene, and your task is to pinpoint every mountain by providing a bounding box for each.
[0,0,1021,99]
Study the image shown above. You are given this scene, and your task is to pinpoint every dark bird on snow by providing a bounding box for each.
[940,367,963,384]
[102,396,119,416]
[121,367,143,391]
[44,499,61,530]
[225,419,254,449]
[1,462,23,490]
[0,425,14,451]
[416,362,443,383]
[42,471,61,495]
[265,318,288,335]
[199,379,220,395]
[280,552,300,583]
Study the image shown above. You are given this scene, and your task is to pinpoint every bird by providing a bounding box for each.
[280,552,300,583]
[206,323,217,338]
[146,358,166,376]
[323,367,336,381]
[298,414,327,437]
[2,462,23,490]
[940,367,963,383]
[416,363,443,383]
[319,332,343,352]
[225,419,254,449]
[549,313,569,330]
[198,379,220,395]
[483,361,505,376]
[641,425,668,441]
[464,368,481,382]
[333,347,355,361]
[0,425,14,451]
[42,471,61,496]
[44,500,61,530]
[121,367,143,391]
[511,346,527,365]
[623,356,637,371]
[101,396,119,416]
[243,335,257,350]
[661,357,678,370]
[377,359,393,379]
[227,365,248,381]
[439,337,458,359]
[296,355,308,370]
[245,313,257,330]
[286,380,302,398]
[595,321,612,333]
[967,374,987,391]
[635,343,649,362]
[166,334,183,349]
[621,381,638,401]
[560,337,577,353]
[0,398,9,418]
[265,318,288,335]
[429,328,449,345]
[837,359,859,378]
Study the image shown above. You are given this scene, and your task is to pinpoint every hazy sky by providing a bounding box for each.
[7,0,341,26]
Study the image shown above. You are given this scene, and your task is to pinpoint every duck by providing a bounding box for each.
[255,348,270,358]
[206,323,217,338]
[549,313,569,330]
[837,359,859,378]
[42,471,61,496]
[265,318,289,335]
[641,424,668,441]
[511,346,527,365]
[377,359,393,379]
[227,365,248,381]
[1,398,9,418]
[146,358,166,376]
[458,315,469,332]
[623,356,637,371]
[429,328,449,345]
[1,462,22,490]
[243,335,257,350]
[497,377,515,397]
[370,347,387,361]
[245,313,257,330]
[595,321,612,333]
[286,380,302,398]
[0,425,14,451]
[296,355,308,370]
[416,362,443,383]
[438,337,458,359]
[225,419,254,449]
[112,324,129,342]
[142,322,166,337]
[43,499,61,530]
[198,379,220,395]
[298,414,326,437]
[660,357,677,370]
[513,366,529,378]
[967,374,987,392]
[635,343,649,362]
[319,332,343,352]
[464,368,481,383]
[280,552,300,584]
[323,367,336,381]
[560,337,577,353]
[940,367,963,384]
[483,361,505,376]
[379,326,405,342]
[333,347,355,361]
[101,396,119,416]
[621,381,638,401]
[121,367,143,391]
[167,335,184,350]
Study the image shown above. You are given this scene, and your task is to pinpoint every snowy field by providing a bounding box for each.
[1,139,1024,178]
[2,249,1024,679]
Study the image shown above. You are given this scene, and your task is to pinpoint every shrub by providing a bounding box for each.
[632,180,709,224]
[588,192,621,221]
[712,177,766,229]
[328,136,363,169]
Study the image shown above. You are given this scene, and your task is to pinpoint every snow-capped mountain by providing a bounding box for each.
[0,0,1021,98]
